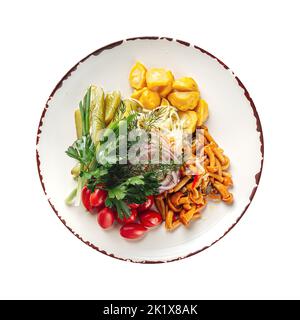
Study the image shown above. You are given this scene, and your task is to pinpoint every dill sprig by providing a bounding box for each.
[112,100,126,122]
[138,106,168,131]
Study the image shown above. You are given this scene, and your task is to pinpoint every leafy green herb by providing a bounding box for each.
[138,106,168,131]
[79,86,92,136]
[103,173,159,218]
[66,135,95,167]
[105,198,131,219]
[81,167,109,180]
[112,100,126,122]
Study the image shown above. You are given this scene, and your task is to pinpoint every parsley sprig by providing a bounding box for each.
[66,135,95,167]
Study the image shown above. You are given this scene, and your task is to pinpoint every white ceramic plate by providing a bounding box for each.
[36,37,264,263]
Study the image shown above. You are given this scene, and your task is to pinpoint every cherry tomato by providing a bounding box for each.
[128,203,140,209]
[81,186,91,211]
[90,188,107,208]
[140,210,162,228]
[120,223,147,239]
[89,205,103,215]
[97,207,115,229]
[117,209,138,224]
[138,195,154,212]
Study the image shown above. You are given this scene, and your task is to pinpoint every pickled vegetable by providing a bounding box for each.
[160,98,170,106]
[167,91,199,111]
[105,91,121,125]
[146,68,173,91]
[131,87,147,99]
[71,163,81,177]
[123,99,141,117]
[173,77,199,92]
[74,109,82,138]
[90,87,105,144]
[120,223,147,239]
[65,188,77,206]
[129,62,147,89]
[139,88,161,110]
[158,71,174,97]
[159,83,173,97]
[140,210,162,227]
[194,98,209,126]
[178,110,198,133]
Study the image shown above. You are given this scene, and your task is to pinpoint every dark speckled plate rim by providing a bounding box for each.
[36,36,264,263]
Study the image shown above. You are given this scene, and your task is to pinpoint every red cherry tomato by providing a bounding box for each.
[97,207,115,229]
[140,210,162,228]
[128,203,140,209]
[81,186,91,211]
[138,195,154,212]
[90,188,107,208]
[89,205,103,215]
[120,223,147,239]
[117,209,138,224]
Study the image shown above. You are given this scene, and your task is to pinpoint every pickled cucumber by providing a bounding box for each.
[105,91,121,125]
[74,109,82,138]
[91,87,105,144]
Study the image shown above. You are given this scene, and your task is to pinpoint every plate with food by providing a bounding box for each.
[36,37,263,263]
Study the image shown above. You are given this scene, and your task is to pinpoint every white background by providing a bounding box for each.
[0,0,299,300]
